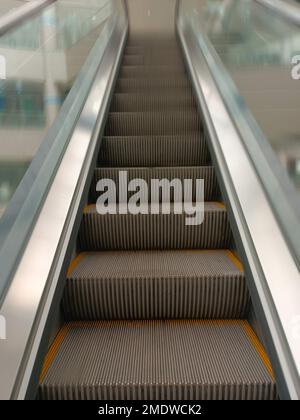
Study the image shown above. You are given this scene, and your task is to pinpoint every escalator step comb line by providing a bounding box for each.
[39,321,276,400]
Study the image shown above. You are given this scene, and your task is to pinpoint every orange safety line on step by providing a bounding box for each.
[39,325,70,383]
[242,321,275,380]
[83,204,96,214]
[226,250,244,273]
[211,201,226,209]
[67,253,87,277]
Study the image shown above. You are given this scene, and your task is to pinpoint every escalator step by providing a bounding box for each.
[123,53,183,67]
[105,112,202,136]
[125,46,145,55]
[90,166,219,203]
[78,203,232,251]
[125,46,181,56]
[39,320,276,400]
[116,77,190,92]
[120,65,186,78]
[123,54,144,66]
[110,92,196,112]
[127,40,178,47]
[63,250,249,320]
[99,135,209,167]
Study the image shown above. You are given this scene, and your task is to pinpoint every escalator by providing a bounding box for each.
[38,38,277,400]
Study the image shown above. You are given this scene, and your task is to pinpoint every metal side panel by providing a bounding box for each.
[177,13,300,400]
[0,11,128,400]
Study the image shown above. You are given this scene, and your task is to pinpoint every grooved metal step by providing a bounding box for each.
[39,320,276,400]
[123,53,183,66]
[110,93,196,112]
[123,54,144,66]
[120,65,186,79]
[125,46,145,55]
[63,250,249,320]
[116,77,190,92]
[90,166,219,203]
[127,40,178,47]
[99,135,210,167]
[125,46,181,56]
[105,112,202,136]
[78,203,232,251]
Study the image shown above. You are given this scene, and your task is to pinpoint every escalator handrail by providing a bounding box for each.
[177,2,300,400]
[0,1,128,400]
[0,0,55,35]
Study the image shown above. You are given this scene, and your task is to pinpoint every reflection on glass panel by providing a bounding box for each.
[0,1,111,51]
[56,0,112,49]
[0,0,112,219]
[0,81,45,127]
[287,0,300,6]
[0,162,28,218]
[0,1,26,18]
[0,19,41,50]
[194,0,300,192]
[288,158,300,190]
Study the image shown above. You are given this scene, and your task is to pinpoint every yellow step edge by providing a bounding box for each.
[226,250,244,273]
[211,201,226,210]
[39,324,70,383]
[241,321,275,380]
[83,204,96,214]
[67,253,88,277]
